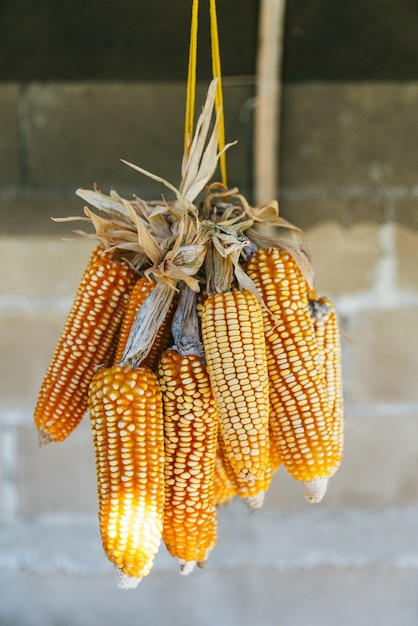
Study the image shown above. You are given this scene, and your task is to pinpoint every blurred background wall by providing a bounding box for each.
[1,1,418,624]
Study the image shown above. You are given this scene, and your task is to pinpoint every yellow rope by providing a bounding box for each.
[184,0,199,153]
[184,0,227,187]
[209,0,227,187]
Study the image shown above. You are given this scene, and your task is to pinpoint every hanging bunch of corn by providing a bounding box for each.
[33,76,345,587]
[34,0,345,588]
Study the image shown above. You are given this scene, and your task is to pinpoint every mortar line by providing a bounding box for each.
[2,402,418,428]
[0,294,73,313]
[280,185,418,200]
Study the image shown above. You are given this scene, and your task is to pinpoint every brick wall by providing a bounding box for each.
[1,81,418,625]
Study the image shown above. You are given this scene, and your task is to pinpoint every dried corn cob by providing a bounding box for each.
[88,364,165,587]
[217,434,273,510]
[201,290,270,483]
[158,349,218,574]
[310,297,344,464]
[34,245,136,444]
[269,425,282,473]
[213,448,236,507]
[246,248,341,495]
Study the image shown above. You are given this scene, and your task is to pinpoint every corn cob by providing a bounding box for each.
[196,290,207,320]
[269,425,282,474]
[310,297,344,464]
[217,434,273,510]
[213,448,236,507]
[246,248,341,494]
[34,245,136,444]
[201,290,270,483]
[88,364,165,587]
[158,349,218,574]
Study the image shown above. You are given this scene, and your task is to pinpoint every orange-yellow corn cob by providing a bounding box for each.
[88,364,165,586]
[310,296,344,464]
[217,434,273,510]
[269,425,282,473]
[201,290,270,483]
[213,448,236,507]
[196,290,208,320]
[246,248,341,490]
[34,245,136,443]
[158,349,218,574]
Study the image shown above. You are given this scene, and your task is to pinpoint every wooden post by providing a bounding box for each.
[254,0,287,206]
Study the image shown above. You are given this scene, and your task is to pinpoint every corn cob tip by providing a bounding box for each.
[244,492,266,511]
[38,429,53,447]
[241,472,257,486]
[115,568,142,590]
[304,477,329,504]
[177,559,196,576]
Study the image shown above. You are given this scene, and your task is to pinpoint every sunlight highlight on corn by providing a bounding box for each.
[88,364,165,585]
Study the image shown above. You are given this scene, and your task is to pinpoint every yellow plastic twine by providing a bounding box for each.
[184,0,199,155]
[184,0,227,187]
[209,0,227,187]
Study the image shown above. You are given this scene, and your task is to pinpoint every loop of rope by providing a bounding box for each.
[184,0,227,187]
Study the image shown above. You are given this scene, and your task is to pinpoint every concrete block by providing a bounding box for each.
[394,225,418,292]
[265,414,418,511]
[0,237,95,298]
[2,194,88,236]
[3,565,418,626]
[281,82,418,190]
[305,221,380,297]
[26,82,253,197]
[0,83,19,186]
[18,418,97,516]
[345,308,418,404]
[0,310,68,414]
[279,194,385,231]
[3,508,418,626]
[393,196,418,231]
